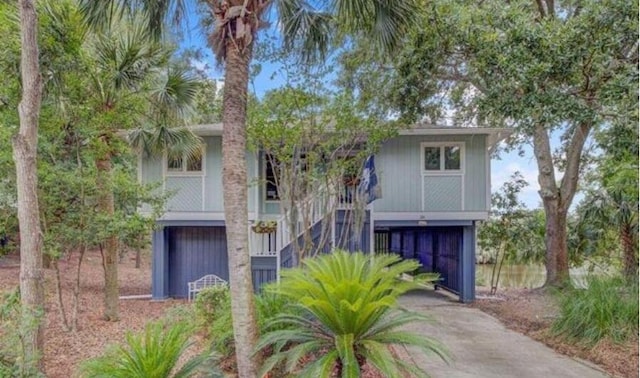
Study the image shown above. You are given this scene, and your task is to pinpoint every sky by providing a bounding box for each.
[179,11,558,210]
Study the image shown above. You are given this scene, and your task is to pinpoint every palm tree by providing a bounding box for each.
[80,1,417,375]
[582,188,638,280]
[84,15,201,321]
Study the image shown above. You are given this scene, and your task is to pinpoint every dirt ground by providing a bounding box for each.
[0,251,185,378]
[1,253,637,378]
[474,287,639,378]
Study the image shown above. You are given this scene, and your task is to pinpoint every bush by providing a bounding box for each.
[79,321,219,378]
[0,288,43,378]
[552,275,639,345]
[256,250,449,377]
[197,285,299,363]
[194,285,230,327]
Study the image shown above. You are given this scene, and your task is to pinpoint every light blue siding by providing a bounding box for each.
[464,135,488,211]
[140,136,258,214]
[203,137,223,211]
[374,135,487,213]
[203,136,257,212]
[141,155,162,183]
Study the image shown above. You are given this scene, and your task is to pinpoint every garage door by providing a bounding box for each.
[167,227,229,298]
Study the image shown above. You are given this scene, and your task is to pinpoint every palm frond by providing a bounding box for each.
[276,0,334,64]
[258,251,449,377]
[128,125,202,160]
[149,64,199,123]
[78,0,186,40]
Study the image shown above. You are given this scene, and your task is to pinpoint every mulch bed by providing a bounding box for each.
[0,251,182,378]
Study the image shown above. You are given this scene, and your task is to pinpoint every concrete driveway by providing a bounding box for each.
[397,290,610,378]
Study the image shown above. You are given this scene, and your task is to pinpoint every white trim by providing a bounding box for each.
[155,211,258,221]
[372,211,489,221]
[254,152,260,217]
[420,142,465,212]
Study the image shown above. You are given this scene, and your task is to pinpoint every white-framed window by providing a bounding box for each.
[421,142,464,173]
[165,148,205,176]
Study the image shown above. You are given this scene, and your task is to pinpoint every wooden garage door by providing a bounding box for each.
[167,227,229,298]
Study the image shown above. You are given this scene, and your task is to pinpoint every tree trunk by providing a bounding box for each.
[96,150,119,321]
[532,124,572,288]
[620,223,638,281]
[14,0,45,371]
[542,203,570,286]
[222,42,260,376]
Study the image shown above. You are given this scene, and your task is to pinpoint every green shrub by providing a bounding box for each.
[194,285,230,327]
[207,295,235,359]
[256,250,450,377]
[200,285,298,362]
[79,321,219,378]
[0,288,43,378]
[552,275,639,345]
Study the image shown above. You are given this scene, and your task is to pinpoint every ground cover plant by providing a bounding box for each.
[552,275,639,345]
[256,250,449,377]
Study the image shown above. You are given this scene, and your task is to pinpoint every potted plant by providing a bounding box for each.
[251,220,277,234]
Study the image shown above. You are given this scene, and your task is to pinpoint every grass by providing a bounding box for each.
[552,275,638,345]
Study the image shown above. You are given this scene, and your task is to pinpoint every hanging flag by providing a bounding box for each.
[358,155,381,204]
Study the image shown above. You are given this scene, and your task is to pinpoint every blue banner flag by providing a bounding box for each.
[358,155,381,204]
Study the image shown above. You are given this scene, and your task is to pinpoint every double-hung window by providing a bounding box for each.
[421,143,464,173]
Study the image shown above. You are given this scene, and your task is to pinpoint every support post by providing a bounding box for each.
[460,224,476,302]
[152,227,169,300]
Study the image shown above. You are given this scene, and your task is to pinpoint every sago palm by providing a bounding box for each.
[80,0,420,375]
[80,321,218,378]
[256,251,449,377]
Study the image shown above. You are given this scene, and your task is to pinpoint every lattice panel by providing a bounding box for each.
[165,177,203,211]
[423,175,462,211]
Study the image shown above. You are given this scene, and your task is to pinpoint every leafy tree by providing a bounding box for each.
[79,1,420,374]
[248,84,394,266]
[257,251,448,377]
[478,173,543,294]
[577,122,639,279]
[339,0,638,288]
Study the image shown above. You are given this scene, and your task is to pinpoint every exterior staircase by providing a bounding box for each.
[248,184,338,272]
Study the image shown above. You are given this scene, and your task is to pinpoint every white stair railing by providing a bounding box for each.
[249,182,337,258]
[277,183,336,254]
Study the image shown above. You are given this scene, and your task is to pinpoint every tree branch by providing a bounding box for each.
[532,124,558,202]
[559,121,592,211]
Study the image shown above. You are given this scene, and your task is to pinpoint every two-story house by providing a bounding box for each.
[141,123,510,302]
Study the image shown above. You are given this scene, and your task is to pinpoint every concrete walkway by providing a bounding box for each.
[398,290,610,378]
